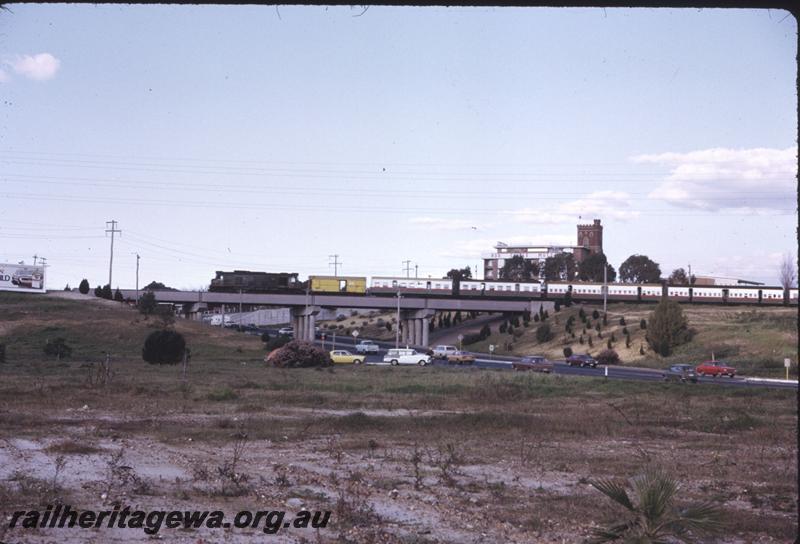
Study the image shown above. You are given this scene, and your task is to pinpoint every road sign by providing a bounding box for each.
[784,358,791,368]
[489,344,495,352]
[458,334,464,341]
[352,330,359,338]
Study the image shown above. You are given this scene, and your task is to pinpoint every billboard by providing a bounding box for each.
[0,263,47,293]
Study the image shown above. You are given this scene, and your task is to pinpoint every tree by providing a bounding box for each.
[619,255,662,283]
[142,330,186,365]
[499,255,539,281]
[535,323,554,343]
[578,252,617,282]
[142,281,177,291]
[668,268,689,286]
[94,285,102,297]
[563,346,573,358]
[543,253,576,281]
[44,337,72,360]
[138,292,158,315]
[101,284,113,300]
[588,467,723,543]
[446,266,472,282]
[646,300,693,356]
[63,284,71,291]
[78,279,90,294]
[114,288,124,302]
[778,252,797,289]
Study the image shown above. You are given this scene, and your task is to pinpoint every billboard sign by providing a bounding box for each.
[0,263,47,293]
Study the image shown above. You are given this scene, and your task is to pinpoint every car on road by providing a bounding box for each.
[695,361,737,378]
[355,340,380,354]
[383,348,431,366]
[512,355,554,373]
[329,350,364,365]
[446,350,476,365]
[277,327,294,337]
[566,354,598,368]
[662,364,698,383]
[431,345,459,359]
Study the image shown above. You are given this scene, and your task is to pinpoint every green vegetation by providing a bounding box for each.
[142,330,186,365]
[646,300,693,356]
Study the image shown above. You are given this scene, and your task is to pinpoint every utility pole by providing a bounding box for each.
[603,260,608,313]
[105,220,121,288]
[32,254,38,265]
[415,264,418,279]
[39,257,47,267]
[134,253,140,302]
[329,254,341,277]
[403,260,412,278]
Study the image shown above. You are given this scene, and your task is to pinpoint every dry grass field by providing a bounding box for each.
[0,292,797,543]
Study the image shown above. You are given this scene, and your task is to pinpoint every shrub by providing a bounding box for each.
[535,323,554,343]
[579,335,584,344]
[101,284,113,300]
[622,327,629,336]
[94,285,102,297]
[336,315,346,322]
[114,288,124,302]
[480,324,491,339]
[603,313,608,325]
[596,349,620,365]
[64,284,71,291]
[267,341,332,368]
[543,310,549,319]
[639,344,645,355]
[640,318,647,330]
[626,335,631,348]
[646,300,693,356]
[592,310,599,319]
[611,333,616,342]
[619,316,626,326]
[533,314,540,323]
[563,346,573,357]
[142,330,186,365]
[499,322,507,333]
[385,322,392,332]
[78,279,90,294]
[44,337,72,360]
[260,331,271,343]
[588,336,594,347]
[607,338,613,349]
[554,300,561,312]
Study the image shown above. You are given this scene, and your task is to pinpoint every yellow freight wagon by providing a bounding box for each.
[309,276,367,294]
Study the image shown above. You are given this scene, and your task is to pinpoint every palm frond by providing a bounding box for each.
[586,520,640,543]
[632,467,678,524]
[676,501,725,534]
[590,478,635,511]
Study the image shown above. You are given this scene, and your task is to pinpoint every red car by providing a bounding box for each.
[695,361,737,378]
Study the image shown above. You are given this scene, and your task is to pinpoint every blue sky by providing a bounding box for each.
[0,5,796,289]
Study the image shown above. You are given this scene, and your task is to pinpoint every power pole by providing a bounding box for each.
[32,254,38,265]
[134,253,140,302]
[403,260,412,278]
[105,220,121,288]
[415,264,418,279]
[39,257,47,266]
[329,254,341,277]
[603,260,607,313]
[395,292,401,348]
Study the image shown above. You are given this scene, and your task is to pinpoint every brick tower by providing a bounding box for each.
[575,219,603,263]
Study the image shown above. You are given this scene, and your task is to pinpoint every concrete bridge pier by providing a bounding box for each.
[291,306,320,341]
[400,309,435,347]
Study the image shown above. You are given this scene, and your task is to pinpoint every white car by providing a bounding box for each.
[431,345,459,359]
[277,327,294,337]
[383,348,431,366]
[355,340,380,354]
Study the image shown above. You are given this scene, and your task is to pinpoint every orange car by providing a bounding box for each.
[446,350,476,365]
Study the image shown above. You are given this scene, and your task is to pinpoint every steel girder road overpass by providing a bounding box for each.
[119,289,553,344]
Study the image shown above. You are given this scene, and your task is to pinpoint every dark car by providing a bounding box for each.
[662,364,698,383]
[513,355,554,373]
[566,354,598,368]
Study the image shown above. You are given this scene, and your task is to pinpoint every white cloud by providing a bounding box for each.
[509,191,640,224]
[6,53,61,81]
[408,217,486,231]
[633,147,796,212]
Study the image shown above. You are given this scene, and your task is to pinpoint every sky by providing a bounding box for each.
[0,5,797,290]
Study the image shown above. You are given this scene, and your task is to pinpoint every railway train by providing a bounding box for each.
[208,270,798,306]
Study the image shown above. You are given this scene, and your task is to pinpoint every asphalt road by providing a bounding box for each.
[254,327,797,390]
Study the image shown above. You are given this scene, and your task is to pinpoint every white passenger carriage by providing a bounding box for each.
[459,279,541,297]
[369,277,453,294]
